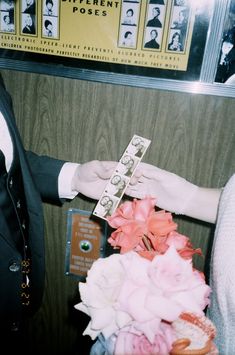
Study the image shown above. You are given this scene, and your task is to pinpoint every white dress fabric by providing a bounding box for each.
[208,173,235,354]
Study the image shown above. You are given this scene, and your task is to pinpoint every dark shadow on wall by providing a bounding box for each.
[67,291,95,355]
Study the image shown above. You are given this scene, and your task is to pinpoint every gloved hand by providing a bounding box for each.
[127,162,198,215]
[71,160,117,200]
[127,162,221,223]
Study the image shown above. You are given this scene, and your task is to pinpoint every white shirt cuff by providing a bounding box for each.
[58,162,79,199]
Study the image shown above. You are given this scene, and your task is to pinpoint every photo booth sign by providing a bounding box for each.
[0,0,197,71]
[1,0,235,96]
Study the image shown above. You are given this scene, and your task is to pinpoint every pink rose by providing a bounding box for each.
[114,322,175,355]
[114,247,210,342]
[74,253,132,340]
[149,245,210,313]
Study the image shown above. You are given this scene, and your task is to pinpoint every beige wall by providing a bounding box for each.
[1,69,235,354]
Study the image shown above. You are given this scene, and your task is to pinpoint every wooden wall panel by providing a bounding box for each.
[1,69,235,354]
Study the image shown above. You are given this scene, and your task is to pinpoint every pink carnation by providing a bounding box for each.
[107,197,201,261]
[107,197,177,254]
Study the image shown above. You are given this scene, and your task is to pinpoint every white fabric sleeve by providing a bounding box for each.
[58,162,79,199]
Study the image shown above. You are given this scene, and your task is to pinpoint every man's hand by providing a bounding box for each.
[71,160,117,200]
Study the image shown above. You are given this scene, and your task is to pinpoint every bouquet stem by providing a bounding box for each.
[142,234,152,251]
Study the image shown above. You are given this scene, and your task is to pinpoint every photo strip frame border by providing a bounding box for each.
[93,134,151,221]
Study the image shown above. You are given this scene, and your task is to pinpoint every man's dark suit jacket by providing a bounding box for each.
[0,74,65,322]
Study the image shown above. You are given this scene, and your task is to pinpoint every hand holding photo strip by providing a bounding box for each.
[93,135,151,220]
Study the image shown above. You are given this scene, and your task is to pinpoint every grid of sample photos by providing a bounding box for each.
[118,0,191,53]
[0,0,60,39]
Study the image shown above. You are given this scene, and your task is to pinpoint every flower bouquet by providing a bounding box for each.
[75,197,218,354]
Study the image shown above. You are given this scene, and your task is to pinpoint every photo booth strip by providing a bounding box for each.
[93,134,151,220]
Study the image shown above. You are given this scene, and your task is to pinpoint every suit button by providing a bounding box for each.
[22,220,26,229]
[16,200,21,208]
[9,262,20,272]
[9,177,13,188]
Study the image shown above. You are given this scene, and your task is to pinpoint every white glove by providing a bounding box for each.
[126,162,198,215]
[127,162,221,223]
[71,160,117,200]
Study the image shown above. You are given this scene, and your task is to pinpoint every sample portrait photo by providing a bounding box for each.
[21,0,36,14]
[0,0,14,11]
[116,154,138,177]
[121,2,140,26]
[126,136,149,157]
[167,30,183,52]
[144,28,161,49]
[122,8,136,26]
[21,13,36,35]
[170,6,189,49]
[104,174,128,198]
[214,1,235,85]
[215,28,235,84]
[43,0,58,17]
[118,25,137,48]
[42,15,58,38]
[0,11,15,32]
[94,195,118,219]
[146,6,163,28]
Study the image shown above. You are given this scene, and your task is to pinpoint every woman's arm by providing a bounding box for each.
[183,187,221,223]
[126,162,222,223]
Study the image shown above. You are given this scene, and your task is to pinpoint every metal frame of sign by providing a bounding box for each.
[65,208,109,279]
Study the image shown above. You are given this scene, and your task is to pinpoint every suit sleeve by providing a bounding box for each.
[26,151,66,204]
